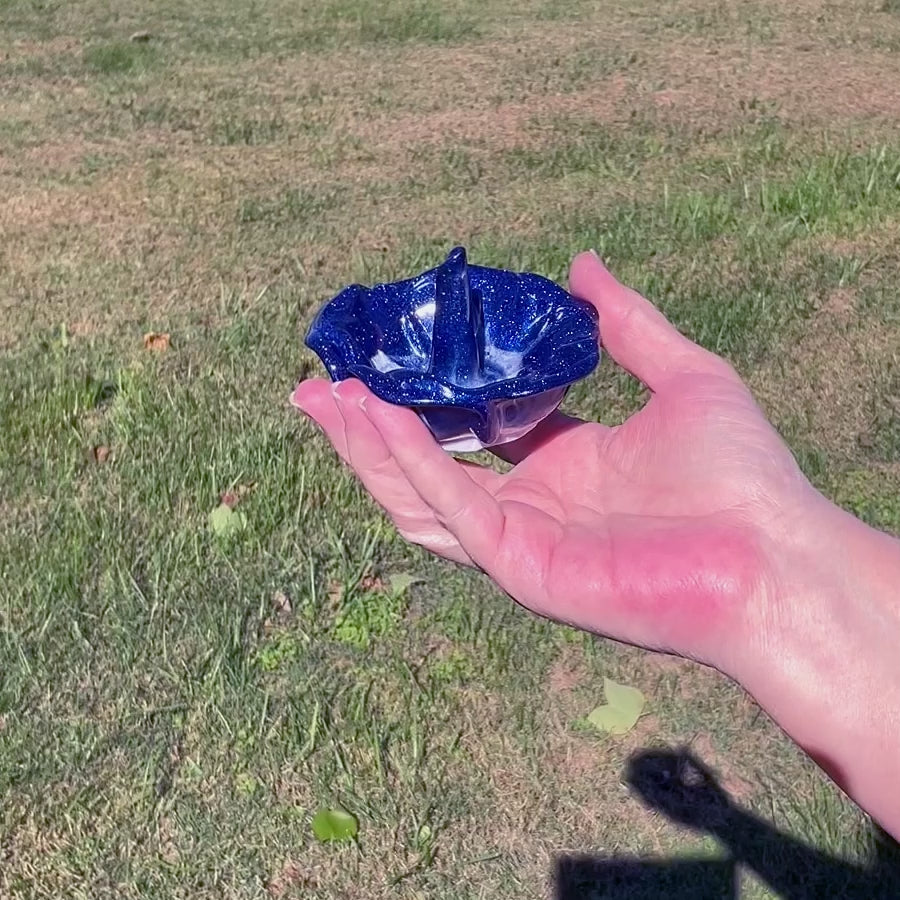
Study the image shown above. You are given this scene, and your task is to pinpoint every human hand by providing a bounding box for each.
[291,252,818,676]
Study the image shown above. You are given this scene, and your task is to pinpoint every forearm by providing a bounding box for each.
[739,493,900,840]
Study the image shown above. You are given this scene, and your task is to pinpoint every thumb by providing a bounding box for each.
[568,251,731,390]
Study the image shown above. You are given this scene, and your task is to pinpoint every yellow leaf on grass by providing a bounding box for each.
[586,677,645,736]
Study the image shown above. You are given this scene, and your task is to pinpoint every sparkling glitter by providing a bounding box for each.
[305,247,600,451]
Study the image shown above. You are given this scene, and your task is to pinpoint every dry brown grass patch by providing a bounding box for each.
[751,233,900,461]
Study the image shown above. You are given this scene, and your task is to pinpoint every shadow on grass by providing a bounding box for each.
[554,748,900,899]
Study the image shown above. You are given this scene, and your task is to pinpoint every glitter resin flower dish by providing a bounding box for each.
[305,247,600,452]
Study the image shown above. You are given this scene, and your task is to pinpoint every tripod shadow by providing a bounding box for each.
[554,748,900,899]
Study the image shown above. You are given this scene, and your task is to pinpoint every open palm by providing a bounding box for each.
[292,252,813,672]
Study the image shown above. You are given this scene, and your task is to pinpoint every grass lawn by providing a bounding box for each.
[3,0,900,897]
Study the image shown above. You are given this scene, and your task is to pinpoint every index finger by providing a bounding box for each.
[568,251,737,390]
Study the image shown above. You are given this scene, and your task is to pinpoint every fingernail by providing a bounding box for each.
[289,387,306,412]
[358,394,368,412]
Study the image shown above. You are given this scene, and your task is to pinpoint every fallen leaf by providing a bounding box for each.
[388,572,422,596]
[311,808,358,843]
[326,581,343,611]
[221,483,256,508]
[143,331,170,351]
[208,502,247,538]
[272,590,293,619]
[586,677,645,736]
[360,574,386,592]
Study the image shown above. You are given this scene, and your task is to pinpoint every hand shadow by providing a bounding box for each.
[554,748,900,899]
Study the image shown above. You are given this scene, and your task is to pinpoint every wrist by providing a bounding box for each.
[754,489,900,685]
[735,489,900,836]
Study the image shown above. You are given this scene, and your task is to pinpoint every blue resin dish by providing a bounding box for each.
[305,247,599,452]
